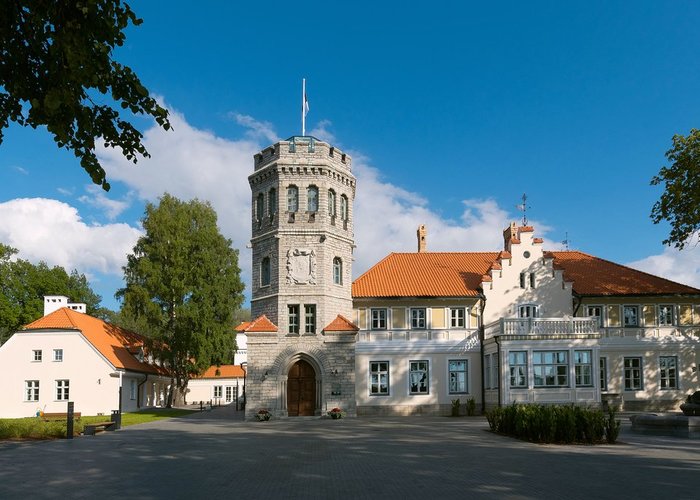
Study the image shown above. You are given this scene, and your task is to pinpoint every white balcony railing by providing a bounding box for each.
[485,317,599,337]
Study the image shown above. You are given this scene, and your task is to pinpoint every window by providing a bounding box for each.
[225,386,233,402]
[624,357,643,390]
[304,304,316,334]
[509,351,527,388]
[519,272,526,289]
[409,360,429,394]
[600,357,608,391]
[130,380,137,400]
[484,355,491,389]
[485,354,498,390]
[287,185,298,212]
[518,304,538,318]
[659,356,678,389]
[370,361,389,395]
[371,308,387,330]
[25,380,39,401]
[256,193,264,222]
[307,186,319,212]
[410,308,426,329]
[533,351,568,387]
[33,350,42,362]
[328,189,336,217]
[53,349,63,362]
[213,386,223,398]
[268,188,277,216]
[490,354,499,389]
[529,272,536,288]
[260,257,271,287]
[659,305,674,326]
[586,306,603,327]
[449,359,468,394]
[56,380,70,401]
[333,257,342,285]
[450,308,465,328]
[288,305,300,334]
[574,350,593,387]
[340,195,348,221]
[623,305,639,327]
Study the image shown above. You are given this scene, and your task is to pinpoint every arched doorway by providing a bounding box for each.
[287,359,316,416]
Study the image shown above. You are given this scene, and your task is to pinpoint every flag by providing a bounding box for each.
[303,92,309,117]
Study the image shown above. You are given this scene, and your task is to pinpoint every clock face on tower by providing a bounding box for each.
[286,248,317,285]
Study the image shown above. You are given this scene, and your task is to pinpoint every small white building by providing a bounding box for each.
[187,365,245,406]
[0,299,172,418]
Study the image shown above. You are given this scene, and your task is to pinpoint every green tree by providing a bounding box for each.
[117,194,245,406]
[651,128,700,248]
[0,243,102,344]
[0,1,170,190]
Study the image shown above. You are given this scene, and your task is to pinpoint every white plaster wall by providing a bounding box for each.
[187,378,242,405]
[0,331,120,418]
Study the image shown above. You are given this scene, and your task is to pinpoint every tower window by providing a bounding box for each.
[307,186,319,212]
[340,195,348,221]
[268,188,277,216]
[288,305,300,334]
[304,304,316,334]
[256,193,264,222]
[328,189,336,217]
[287,185,298,212]
[333,257,342,285]
[261,257,271,287]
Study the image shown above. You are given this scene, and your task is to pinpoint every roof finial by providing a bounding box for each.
[562,231,571,251]
[516,193,529,226]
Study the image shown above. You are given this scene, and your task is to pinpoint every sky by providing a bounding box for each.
[2,1,700,312]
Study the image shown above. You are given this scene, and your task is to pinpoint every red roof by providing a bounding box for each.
[352,251,700,298]
[323,315,359,332]
[237,315,278,332]
[195,365,245,379]
[23,308,167,375]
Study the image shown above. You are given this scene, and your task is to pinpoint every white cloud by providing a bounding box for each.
[78,184,132,220]
[309,120,337,144]
[0,198,141,276]
[229,113,279,144]
[627,247,700,288]
[12,165,29,175]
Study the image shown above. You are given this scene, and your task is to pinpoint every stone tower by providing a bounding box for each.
[244,136,358,419]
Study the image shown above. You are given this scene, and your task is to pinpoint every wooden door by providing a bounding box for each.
[287,360,316,416]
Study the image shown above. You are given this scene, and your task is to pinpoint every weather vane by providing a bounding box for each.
[516,193,529,226]
[562,231,571,251]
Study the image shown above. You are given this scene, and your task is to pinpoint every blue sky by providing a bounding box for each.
[2,1,700,311]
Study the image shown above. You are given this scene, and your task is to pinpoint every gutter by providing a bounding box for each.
[478,293,487,415]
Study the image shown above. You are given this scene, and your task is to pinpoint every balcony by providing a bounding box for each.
[485,317,599,337]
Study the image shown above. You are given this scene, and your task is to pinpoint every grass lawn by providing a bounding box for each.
[0,408,195,440]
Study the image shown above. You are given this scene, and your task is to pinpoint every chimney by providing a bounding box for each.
[503,222,517,252]
[417,224,427,252]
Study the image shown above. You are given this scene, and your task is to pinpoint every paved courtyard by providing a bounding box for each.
[1,406,698,499]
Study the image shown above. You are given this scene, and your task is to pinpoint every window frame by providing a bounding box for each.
[213,385,223,399]
[256,192,264,222]
[659,355,678,390]
[130,379,137,400]
[450,307,466,328]
[307,185,319,213]
[448,359,468,394]
[304,304,316,335]
[260,256,271,287]
[370,308,387,330]
[55,379,70,401]
[658,305,674,326]
[509,351,528,388]
[333,257,342,285]
[25,380,39,402]
[409,360,430,395]
[33,349,42,362]
[328,189,336,217]
[623,305,639,327]
[288,304,300,335]
[623,357,643,391]
[287,185,299,213]
[574,350,593,387]
[340,194,348,221]
[518,304,539,318]
[369,361,390,396]
[599,357,608,391]
[53,349,63,362]
[586,305,604,327]
[268,187,277,216]
[533,350,569,388]
[410,308,426,329]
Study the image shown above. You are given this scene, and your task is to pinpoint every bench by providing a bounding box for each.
[83,421,116,436]
[42,412,82,421]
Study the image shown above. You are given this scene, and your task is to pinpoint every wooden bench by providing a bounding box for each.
[42,412,81,421]
[83,421,116,435]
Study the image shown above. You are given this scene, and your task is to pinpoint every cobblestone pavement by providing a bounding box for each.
[1,407,698,499]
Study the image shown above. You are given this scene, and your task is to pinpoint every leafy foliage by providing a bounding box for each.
[117,194,245,406]
[0,0,170,190]
[0,243,102,344]
[651,129,700,248]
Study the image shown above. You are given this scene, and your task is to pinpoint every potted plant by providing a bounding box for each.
[327,407,345,419]
[256,408,271,421]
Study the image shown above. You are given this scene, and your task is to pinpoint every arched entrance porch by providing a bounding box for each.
[287,359,316,416]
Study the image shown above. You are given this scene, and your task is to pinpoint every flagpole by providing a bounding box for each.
[302,78,306,137]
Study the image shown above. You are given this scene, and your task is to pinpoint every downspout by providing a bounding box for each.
[137,374,149,409]
[495,336,501,408]
[478,293,487,414]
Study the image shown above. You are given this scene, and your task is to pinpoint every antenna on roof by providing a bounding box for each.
[515,193,529,226]
[561,232,571,251]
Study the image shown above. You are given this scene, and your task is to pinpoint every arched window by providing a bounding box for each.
[287,185,298,212]
[261,257,271,287]
[256,193,264,222]
[333,257,342,285]
[340,195,348,221]
[268,188,277,216]
[307,185,318,212]
[328,189,336,217]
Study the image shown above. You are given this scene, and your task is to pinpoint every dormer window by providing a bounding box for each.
[307,186,319,212]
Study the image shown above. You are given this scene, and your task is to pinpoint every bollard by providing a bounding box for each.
[66,402,74,439]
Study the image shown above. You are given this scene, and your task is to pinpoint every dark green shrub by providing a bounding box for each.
[466,397,476,416]
[604,409,621,444]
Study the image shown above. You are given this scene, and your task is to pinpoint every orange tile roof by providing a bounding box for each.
[353,252,500,298]
[352,251,700,298]
[235,321,252,332]
[547,251,700,296]
[195,364,245,379]
[323,315,359,332]
[238,315,278,332]
[23,308,167,375]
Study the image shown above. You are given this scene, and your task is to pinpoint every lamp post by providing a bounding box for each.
[240,361,247,411]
